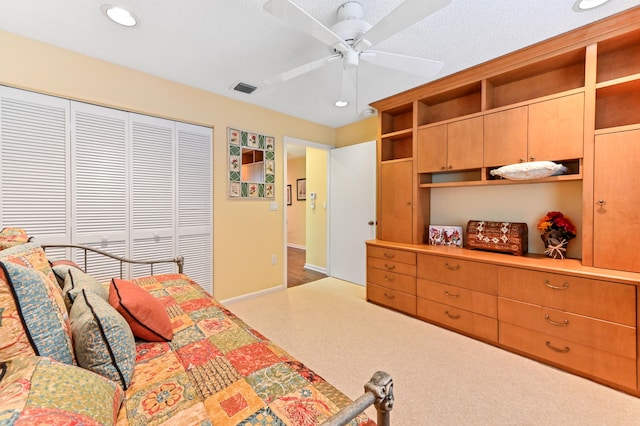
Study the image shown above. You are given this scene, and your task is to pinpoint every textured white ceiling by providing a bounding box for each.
[0,0,638,128]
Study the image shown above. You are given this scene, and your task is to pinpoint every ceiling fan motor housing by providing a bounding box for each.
[331,1,371,47]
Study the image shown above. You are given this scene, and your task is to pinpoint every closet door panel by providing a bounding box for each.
[0,87,70,243]
[130,113,175,263]
[71,102,129,279]
[176,122,213,292]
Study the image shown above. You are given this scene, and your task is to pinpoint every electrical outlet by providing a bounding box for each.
[271,254,277,265]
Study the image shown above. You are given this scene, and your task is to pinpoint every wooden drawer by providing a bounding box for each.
[367,246,416,265]
[499,267,636,326]
[417,254,498,294]
[417,298,497,342]
[500,322,637,390]
[367,283,416,315]
[417,279,497,318]
[368,256,416,276]
[498,298,636,358]
[367,267,416,295]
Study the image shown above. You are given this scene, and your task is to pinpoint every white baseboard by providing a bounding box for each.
[287,243,306,250]
[304,263,327,274]
[221,284,285,305]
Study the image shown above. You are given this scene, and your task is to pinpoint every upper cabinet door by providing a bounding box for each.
[417,124,447,173]
[484,106,528,167]
[446,116,483,171]
[528,93,584,162]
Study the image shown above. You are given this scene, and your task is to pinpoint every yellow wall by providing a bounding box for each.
[305,148,328,270]
[286,157,306,247]
[335,116,377,147]
[0,30,343,300]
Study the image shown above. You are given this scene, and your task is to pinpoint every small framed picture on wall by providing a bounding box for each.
[296,178,306,201]
[287,185,292,206]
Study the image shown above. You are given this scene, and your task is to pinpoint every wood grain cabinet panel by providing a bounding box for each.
[368,283,416,315]
[367,267,416,295]
[367,246,416,265]
[418,298,497,342]
[418,254,498,294]
[499,267,636,325]
[498,298,635,358]
[500,322,637,390]
[418,279,497,318]
[483,106,528,167]
[379,160,413,244]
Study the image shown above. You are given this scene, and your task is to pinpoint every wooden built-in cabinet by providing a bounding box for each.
[369,9,640,397]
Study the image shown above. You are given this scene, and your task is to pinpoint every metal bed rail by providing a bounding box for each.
[41,243,184,278]
[322,371,394,426]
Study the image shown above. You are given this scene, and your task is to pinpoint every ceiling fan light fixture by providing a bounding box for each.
[102,5,138,27]
[334,100,349,108]
[574,0,610,10]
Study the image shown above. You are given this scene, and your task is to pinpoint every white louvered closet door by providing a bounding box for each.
[71,102,128,282]
[176,122,213,293]
[0,87,70,245]
[129,113,176,278]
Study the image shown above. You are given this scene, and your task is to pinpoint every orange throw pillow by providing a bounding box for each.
[108,278,173,342]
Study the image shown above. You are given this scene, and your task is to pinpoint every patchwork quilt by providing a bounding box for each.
[116,274,373,425]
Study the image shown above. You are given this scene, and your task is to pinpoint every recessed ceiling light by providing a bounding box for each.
[334,100,349,107]
[102,5,137,27]
[574,0,610,11]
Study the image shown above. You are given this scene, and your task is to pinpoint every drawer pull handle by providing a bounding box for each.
[445,291,460,298]
[545,341,570,353]
[383,253,395,259]
[444,310,460,320]
[384,275,395,282]
[543,280,569,290]
[545,314,569,327]
[384,264,396,271]
[384,293,395,300]
[444,263,460,271]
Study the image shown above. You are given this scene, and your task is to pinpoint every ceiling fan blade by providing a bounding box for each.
[360,51,444,78]
[263,0,350,53]
[264,53,341,86]
[354,0,451,50]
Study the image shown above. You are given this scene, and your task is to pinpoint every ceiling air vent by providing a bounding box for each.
[232,82,258,94]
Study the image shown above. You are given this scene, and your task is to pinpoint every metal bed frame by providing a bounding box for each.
[40,243,394,425]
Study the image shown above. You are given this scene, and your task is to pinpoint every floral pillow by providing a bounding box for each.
[62,268,109,311]
[50,259,84,288]
[0,242,59,294]
[0,261,75,365]
[0,356,124,425]
[0,227,30,250]
[70,289,136,390]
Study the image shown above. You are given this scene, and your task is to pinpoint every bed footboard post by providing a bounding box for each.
[366,371,394,426]
[176,255,184,274]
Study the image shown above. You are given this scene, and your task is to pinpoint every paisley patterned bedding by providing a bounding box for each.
[116,273,372,425]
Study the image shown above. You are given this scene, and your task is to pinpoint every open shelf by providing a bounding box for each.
[595,77,640,130]
[596,28,640,84]
[380,103,413,135]
[381,129,413,161]
[486,48,585,109]
[416,81,482,125]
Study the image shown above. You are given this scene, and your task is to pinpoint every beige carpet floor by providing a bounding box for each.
[226,277,640,425]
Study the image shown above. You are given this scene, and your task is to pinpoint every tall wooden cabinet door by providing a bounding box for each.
[447,116,483,170]
[484,106,528,167]
[528,93,584,161]
[594,129,640,273]
[417,124,447,172]
[379,160,413,243]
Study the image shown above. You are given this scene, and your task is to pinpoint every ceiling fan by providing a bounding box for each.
[262,0,451,102]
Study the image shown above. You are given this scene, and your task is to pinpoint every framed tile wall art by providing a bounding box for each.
[228,128,275,199]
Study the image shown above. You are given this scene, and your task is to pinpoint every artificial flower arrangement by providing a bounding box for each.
[537,211,577,259]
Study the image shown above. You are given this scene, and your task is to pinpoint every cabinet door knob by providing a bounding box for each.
[529,156,536,161]
[441,166,446,170]
[448,165,453,169]
[597,200,606,206]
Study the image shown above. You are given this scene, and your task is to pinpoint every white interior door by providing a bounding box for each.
[329,141,376,286]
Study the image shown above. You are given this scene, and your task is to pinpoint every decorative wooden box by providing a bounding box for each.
[466,221,528,256]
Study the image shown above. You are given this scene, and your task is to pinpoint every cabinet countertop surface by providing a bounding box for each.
[366,240,640,286]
